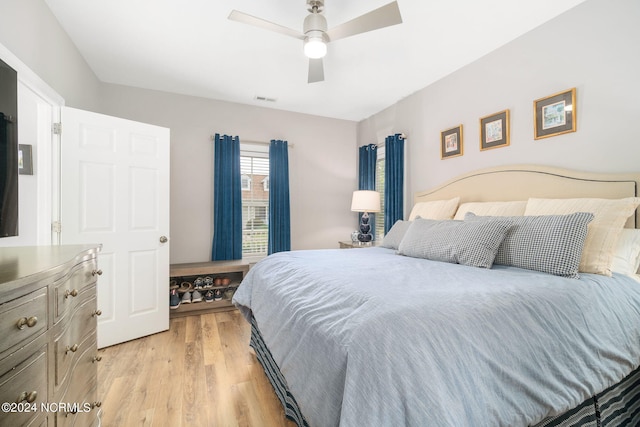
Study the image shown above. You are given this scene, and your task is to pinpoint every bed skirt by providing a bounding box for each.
[250,315,310,427]
[536,363,640,427]
[249,315,640,427]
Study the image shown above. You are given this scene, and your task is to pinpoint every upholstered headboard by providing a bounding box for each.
[414,165,640,228]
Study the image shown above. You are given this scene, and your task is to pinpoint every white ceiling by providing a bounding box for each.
[44,0,586,122]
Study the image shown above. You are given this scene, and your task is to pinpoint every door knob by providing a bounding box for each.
[160,236,168,243]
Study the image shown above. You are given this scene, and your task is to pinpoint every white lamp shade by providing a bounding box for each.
[351,190,381,213]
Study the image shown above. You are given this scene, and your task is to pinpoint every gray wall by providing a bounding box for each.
[0,0,358,263]
[4,0,638,261]
[358,0,640,215]
[0,0,102,111]
[98,84,357,262]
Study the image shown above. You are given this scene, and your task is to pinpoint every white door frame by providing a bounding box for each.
[0,41,63,247]
[1,41,170,348]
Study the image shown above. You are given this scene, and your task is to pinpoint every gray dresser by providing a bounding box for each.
[0,245,102,427]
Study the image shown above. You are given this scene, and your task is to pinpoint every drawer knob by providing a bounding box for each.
[65,343,79,354]
[92,309,102,317]
[16,316,38,330]
[92,269,103,276]
[92,355,103,363]
[64,289,79,298]
[16,391,37,403]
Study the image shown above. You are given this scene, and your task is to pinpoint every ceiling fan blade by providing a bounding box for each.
[308,58,324,83]
[327,1,402,42]
[228,10,305,40]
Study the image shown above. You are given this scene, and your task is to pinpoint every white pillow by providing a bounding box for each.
[453,201,527,220]
[409,197,460,221]
[611,228,640,276]
[524,197,640,276]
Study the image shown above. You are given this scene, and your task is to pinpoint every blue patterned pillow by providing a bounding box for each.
[465,212,594,278]
[397,218,512,268]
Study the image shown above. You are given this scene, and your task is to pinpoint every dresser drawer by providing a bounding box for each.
[54,260,97,323]
[0,344,48,427]
[53,334,99,427]
[52,387,99,427]
[53,295,97,391]
[0,287,47,356]
[29,415,47,427]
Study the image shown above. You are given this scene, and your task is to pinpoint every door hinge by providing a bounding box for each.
[52,221,61,233]
[52,122,62,135]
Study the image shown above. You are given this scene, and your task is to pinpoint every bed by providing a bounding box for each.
[233,164,640,427]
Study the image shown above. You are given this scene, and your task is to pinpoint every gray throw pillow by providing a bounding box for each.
[464,212,594,278]
[381,220,412,250]
[397,218,512,268]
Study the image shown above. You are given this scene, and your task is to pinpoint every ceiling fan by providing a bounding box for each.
[228,1,403,83]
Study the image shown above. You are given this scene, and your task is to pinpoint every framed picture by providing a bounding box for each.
[441,125,463,159]
[18,144,33,175]
[534,88,576,140]
[480,109,510,150]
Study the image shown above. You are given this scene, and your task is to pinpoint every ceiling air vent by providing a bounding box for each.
[255,95,277,103]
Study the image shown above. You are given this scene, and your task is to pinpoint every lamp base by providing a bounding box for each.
[358,211,373,242]
[357,233,372,243]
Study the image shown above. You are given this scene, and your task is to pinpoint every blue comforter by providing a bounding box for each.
[233,247,640,427]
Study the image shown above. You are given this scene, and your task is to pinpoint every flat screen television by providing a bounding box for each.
[0,57,18,237]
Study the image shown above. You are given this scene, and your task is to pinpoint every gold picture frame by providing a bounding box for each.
[534,88,577,140]
[441,125,463,159]
[480,110,510,151]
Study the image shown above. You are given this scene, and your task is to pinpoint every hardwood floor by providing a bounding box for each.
[97,310,297,427]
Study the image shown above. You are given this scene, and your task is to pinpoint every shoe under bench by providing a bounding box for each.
[169,260,250,318]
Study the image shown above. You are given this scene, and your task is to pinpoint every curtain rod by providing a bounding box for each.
[379,133,408,142]
[209,136,294,148]
[371,133,408,148]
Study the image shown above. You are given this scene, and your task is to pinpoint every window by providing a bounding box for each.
[375,147,385,240]
[241,174,252,191]
[240,152,269,256]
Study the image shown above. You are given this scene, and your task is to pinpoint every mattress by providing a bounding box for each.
[249,314,640,427]
[233,247,640,426]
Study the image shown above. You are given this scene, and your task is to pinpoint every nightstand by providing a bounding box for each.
[339,241,378,249]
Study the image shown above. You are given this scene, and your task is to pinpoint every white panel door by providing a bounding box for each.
[60,106,170,348]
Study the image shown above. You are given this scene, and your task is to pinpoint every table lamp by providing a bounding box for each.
[351,190,381,243]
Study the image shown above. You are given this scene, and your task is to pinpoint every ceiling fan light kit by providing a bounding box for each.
[304,33,328,58]
[303,7,328,59]
[229,0,403,83]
